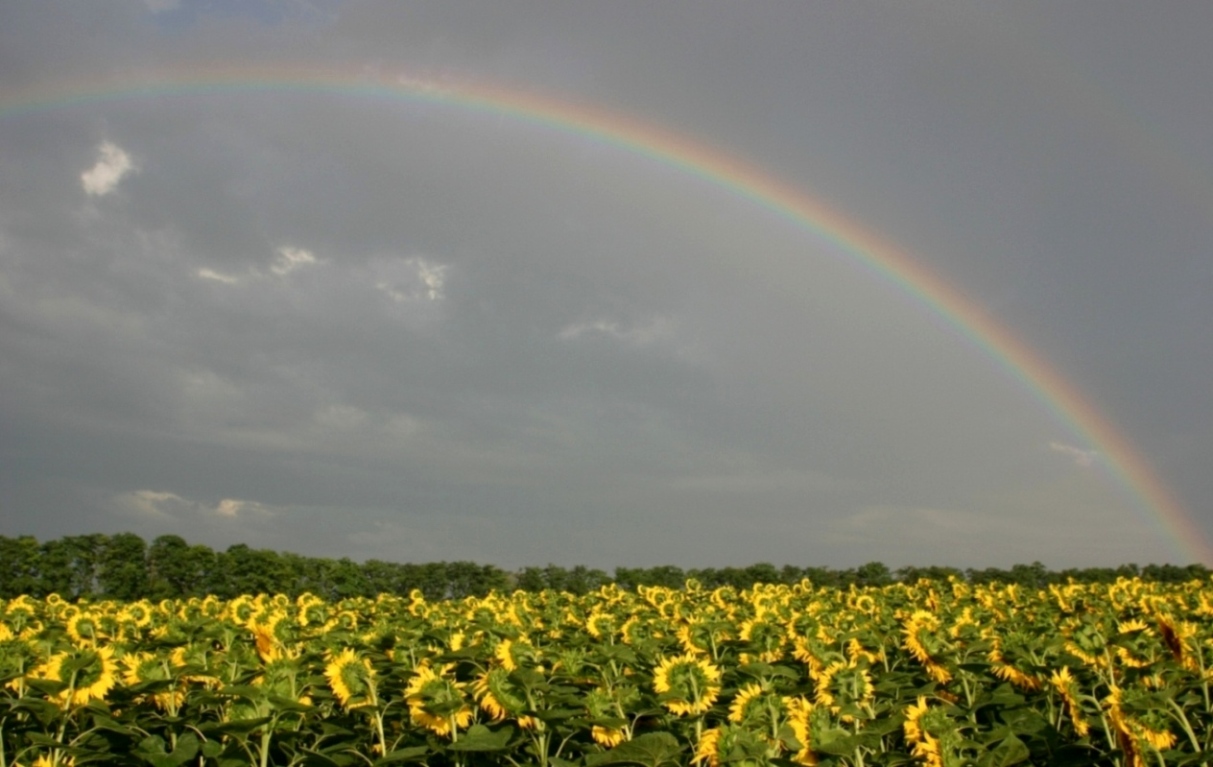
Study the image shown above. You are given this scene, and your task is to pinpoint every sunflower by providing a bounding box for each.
[727,683,769,725]
[494,637,534,671]
[1049,667,1089,738]
[592,724,627,748]
[652,653,721,716]
[35,645,118,708]
[122,651,184,713]
[1104,686,1176,764]
[737,613,786,663]
[585,607,617,640]
[903,697,944,767]
[986,641,1040,692]
[901,611,952,684]
[473,667,537,728]
[119,602,153,629]
[903,696,930,747]
[692,727,723,767]
[1157,615,1198,670]
[813,660,874,719]
[692,723,767,767]
[405,663,474,738]
[65,613,101,645]
[783,696,818,766]
[325,648,378,710]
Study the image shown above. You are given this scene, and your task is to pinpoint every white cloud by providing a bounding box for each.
[1049,440,1098,468]
[271,246,319,276]
[118,490,182,519]
[373,256,448,302]
[143,0,180,12]
[114,489,278,521]
[558,315,676,346]
[214,498,275,519]
[196,268,240,284]
[81,141,136,196]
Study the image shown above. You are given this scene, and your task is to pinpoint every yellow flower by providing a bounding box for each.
[727,682,765,724]
[592,725,627,748]
[493,637,537,671]
[652,653,721,716]
[325,648,378,710]
[35,645,118,708]
[65,613,101,645]
[783,696,817,766]
[250,622,281,663]
[473,667,532,726]
[1049,667,1089,738]
[905,695,929,743]
[692,727,722,767]
[901,612,951,684]
[405,663,473,738]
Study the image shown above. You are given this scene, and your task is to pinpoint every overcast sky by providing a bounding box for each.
[3,1,1212,570]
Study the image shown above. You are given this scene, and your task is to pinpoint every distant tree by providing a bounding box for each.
[147,534,189,598]
[361,559,403,595]
[563,565,609,595]
[218,544,293,597]
[854,562,893,587]
[98,532,147,600]
[0,535,42,597]
[744,562,781,586]
[514,566,548,593]
[1009,562,1051,588]
[896,565,964,583]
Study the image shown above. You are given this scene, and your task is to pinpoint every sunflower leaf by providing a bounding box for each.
[584,732,684,767]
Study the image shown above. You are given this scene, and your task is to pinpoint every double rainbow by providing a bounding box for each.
[4,64,1207,562]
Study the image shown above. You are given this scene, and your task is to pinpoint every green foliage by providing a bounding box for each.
[0,533,1209,602]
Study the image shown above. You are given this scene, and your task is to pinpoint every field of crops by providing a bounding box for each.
[3,578,1212,767]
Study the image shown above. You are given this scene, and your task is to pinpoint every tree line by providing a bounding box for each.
[0,533,1208,602]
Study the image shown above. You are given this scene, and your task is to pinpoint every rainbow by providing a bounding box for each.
[4,64,1208,563]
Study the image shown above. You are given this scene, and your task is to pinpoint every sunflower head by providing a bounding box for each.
[693,724,767,767]
[325,648,378,710]
[493,637,538,671]
[782,696,819,766]
[405,663,474,738]
[34,645,118,708]
[653,653,721,717]
[65,613,102,645]
[473,667,529,723]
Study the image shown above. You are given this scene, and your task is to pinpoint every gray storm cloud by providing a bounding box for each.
[2,1,1211,568]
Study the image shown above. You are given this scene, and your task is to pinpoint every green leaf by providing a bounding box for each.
[88,715,139,736]
[373,746,431,765]
[216,685,264,700]
[199,717,273,737]
[812,733,862,758]
[268,694,316,713]
[532,707,584,722]
[977,735,1030,767]
[200,741,224,758]
[298,748,353,767]
[133,733,200,767]
[584,732,685,767]
[446,724,517,752]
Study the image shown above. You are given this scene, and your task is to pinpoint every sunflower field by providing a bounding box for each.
[3,577,1213,767]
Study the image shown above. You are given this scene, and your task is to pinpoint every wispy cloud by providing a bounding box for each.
[373,256,448,302]
[271,246,319,276]
[1049,441,1098,468]
[115,489,279,521]
[558,315,676,347]
[81,141,136,197]
[196,268,241,284]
